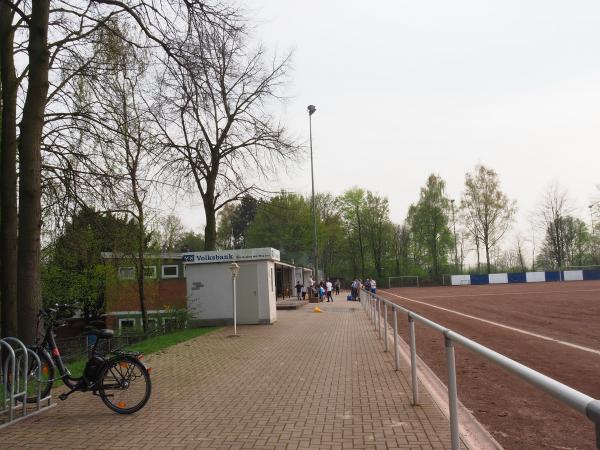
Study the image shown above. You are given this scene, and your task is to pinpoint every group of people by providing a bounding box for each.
[295,278,341,302]
[349,278,376,301]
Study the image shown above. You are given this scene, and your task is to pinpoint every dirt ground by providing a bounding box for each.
[378,281,600,450]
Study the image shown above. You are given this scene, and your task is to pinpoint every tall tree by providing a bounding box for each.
[154,21,297,250]
[158,215,186,252]
[93,19,158,332]
[0,0,18,337]
[362,192,392,279]
[536,183,572,270]
[461,165,516,274]
[17,1,51,344]
[406,174,452,277]
[245,193,312,265]
[338,188,367,278]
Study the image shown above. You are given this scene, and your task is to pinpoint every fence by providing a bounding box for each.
[1,337,53,429]
[359,289,600,450]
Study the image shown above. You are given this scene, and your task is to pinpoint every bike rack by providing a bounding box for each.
[0,336,53,429]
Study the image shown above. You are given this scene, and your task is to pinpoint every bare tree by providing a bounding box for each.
[461,165,516,274]
[537,183,572,270]
[152,21,298,250]
[158,215,186,252]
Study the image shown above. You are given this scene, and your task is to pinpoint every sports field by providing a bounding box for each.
[378,280,600,450]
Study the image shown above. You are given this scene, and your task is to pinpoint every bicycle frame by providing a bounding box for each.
[37,325,86,390]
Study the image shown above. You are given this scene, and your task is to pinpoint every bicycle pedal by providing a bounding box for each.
[58,393,68,401]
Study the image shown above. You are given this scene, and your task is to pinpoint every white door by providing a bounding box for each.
[237,263,259,324]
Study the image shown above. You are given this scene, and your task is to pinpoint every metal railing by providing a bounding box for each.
[1,336,53,429]
[359,289,600,450]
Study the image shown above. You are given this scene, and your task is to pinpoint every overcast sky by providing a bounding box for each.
[177,0,600,252]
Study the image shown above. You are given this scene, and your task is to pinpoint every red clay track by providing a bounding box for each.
[378,281,600,450]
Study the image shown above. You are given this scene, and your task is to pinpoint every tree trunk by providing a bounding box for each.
[475,235,481,272]
[135,205,148,333]
[203,197,217,251]
[17,1,50,344]
[484,231,491,273]
[0,2,18,338]
[136,247,147,333]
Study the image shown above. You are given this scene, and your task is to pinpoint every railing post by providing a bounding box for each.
[376,297,381,336]
[445,336,460,450]
[383,301,388,351]
[408,316,419,405]
[393,307,399,370]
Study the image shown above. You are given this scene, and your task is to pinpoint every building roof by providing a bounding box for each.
[101,252,183,260]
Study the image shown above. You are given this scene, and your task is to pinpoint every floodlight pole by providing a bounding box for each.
[451,199,458,271]
[308,105,318,282]
[590,205,596,262]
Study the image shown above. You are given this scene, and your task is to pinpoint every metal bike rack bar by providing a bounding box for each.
[0,340,16,423]
[359,288,600,450]
[0,336,53,429]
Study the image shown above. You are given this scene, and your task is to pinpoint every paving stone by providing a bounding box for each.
[0,295,460,449]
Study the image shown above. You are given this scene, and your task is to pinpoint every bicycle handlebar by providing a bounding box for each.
[39,303,74,319]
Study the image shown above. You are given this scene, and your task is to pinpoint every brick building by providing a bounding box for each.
[101,252,187,331]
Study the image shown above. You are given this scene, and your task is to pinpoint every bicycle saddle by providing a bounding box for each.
[86,329,114,339]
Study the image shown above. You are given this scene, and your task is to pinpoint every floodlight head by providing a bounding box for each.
[307,105,316,115]
[229,262,240,277]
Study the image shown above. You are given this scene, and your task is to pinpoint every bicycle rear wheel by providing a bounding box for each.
[98,355,151,414]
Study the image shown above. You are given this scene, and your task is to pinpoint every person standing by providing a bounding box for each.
[371,278,377,294]
[334,279,340,295]
[295,281,303,300]
[326,279,333,302]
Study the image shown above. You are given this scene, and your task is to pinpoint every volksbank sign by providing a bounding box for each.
[182,247,280,264]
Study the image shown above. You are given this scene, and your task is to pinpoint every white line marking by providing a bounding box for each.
[381,290,600,356]
[412,288,600,300]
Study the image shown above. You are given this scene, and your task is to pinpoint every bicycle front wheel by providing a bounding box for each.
[98,356,151,414]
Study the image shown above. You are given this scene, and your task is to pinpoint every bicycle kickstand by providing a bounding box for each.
[58,387,78,401]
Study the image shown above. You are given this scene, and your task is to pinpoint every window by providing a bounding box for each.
[118,267,135,280]
[143,266,157,278]
[147,318,158,330]
[119,318,136,329]
[161,265,179,279]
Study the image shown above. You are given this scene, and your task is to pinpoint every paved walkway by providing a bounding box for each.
[0,294,456,449]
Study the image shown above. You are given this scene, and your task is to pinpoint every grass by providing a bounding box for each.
[122,327,217,356]
[66,326,218,377]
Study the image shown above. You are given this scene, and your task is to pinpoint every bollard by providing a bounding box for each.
[445,336,460,450]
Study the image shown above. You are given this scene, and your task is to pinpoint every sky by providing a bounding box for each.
[176,0,600,257]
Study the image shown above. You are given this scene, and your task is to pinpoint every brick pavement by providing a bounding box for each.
[0,293,460,449]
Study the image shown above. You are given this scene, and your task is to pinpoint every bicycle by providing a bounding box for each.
[16,304,152,414]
